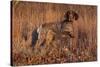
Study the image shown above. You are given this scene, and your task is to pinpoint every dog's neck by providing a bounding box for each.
[62,19,73,24]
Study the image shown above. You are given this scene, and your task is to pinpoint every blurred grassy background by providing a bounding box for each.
[11,1,97,65]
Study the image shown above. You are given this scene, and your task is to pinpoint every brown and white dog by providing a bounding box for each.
[33,10,79,48]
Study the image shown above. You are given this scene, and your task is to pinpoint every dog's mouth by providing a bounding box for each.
[66,19,73,22]
[68,20,73,22]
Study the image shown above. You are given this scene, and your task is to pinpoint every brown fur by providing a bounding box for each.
[35,10,79,48]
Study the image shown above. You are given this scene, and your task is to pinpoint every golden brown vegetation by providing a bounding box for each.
[11,1,97,66]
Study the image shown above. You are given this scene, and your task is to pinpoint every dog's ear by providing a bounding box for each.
[73,11,79,20]
[64,11,70,19]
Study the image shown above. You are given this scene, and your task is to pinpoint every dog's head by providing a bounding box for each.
[64,10,79,22]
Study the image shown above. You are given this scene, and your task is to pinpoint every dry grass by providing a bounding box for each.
[11,1,97,66]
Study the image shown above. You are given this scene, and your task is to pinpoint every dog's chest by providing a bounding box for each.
[61,23,73,32]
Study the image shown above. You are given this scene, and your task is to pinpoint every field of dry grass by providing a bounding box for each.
[11,1,97,66]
